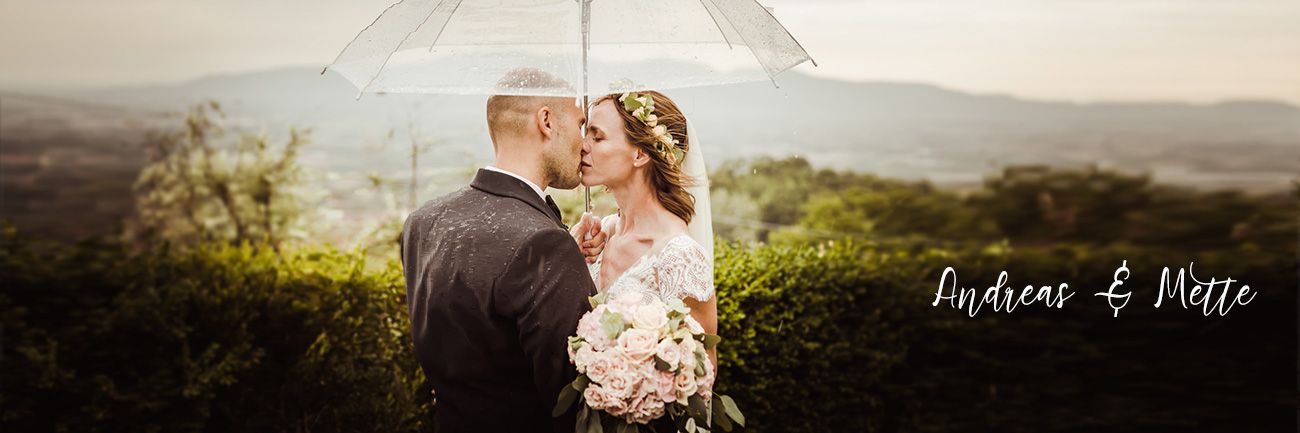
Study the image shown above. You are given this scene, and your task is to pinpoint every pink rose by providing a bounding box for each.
[677,339,697,370]
[617,328,660,362]
[585,351,620,384]
[583,384,610,410]
[602,362,637,400]
[696,358,715,400]
[654,370,677,403]
[673,370,699,401]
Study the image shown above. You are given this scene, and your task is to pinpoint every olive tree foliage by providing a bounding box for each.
[128,101,313,250]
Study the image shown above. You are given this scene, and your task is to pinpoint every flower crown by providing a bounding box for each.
[618,92,685,167]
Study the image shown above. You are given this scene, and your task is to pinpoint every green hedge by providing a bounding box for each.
[1,231,431,432]
[3,230,1292,432]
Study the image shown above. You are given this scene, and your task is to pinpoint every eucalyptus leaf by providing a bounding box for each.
[588,410,604,433]
[553,383,578,417]
[576,406,590,433]
[655,357,672,371]
[600,311,625,340]
[703,334,721,350]
[720,395,745,427]
[687,395,708,427]
[573,374,590,391]
[712,398,734,432]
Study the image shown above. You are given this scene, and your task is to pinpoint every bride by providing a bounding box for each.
[572,90,718,367]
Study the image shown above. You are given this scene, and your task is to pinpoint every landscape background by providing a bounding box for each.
[2,0,1298,431]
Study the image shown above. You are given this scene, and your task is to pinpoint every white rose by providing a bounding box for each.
[632,107,645,119]
[635,96,648,106]
[683,315,705,335]
[631,303,668,331]
[617,328,660,362]
[574,344,597,372]
[645,114,658,127]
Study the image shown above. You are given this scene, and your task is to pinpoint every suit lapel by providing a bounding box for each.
[470,169,566,228]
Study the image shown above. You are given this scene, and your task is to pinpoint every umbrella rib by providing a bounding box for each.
[754,1,818,68]
[355,0,447,99]
[426,0,465,52]
[708,2,778,88]
[320,0,410,75]
[699,0,737,50]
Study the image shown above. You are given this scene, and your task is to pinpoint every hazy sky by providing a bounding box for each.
[1,0,1297,103]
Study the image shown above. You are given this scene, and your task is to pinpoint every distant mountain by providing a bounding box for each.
[12,65,1300,191]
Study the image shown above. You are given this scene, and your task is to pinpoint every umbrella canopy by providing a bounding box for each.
[323,0,815,98]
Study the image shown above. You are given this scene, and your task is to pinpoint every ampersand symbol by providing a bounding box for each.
[1094,260,1133,317]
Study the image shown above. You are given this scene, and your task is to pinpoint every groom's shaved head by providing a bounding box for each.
[486,68,576,144]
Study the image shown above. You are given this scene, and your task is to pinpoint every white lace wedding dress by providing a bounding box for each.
[587,217,714,305]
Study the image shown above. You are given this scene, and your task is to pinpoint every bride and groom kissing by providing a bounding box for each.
[400,69,718,433]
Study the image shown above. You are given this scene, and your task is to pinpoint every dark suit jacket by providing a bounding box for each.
[400,169,596,433]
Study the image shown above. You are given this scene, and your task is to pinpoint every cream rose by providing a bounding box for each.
[631,303,669,331]
[617,328,660,362]
[673,370,699,401]
[609,291,643,313]
[654,339,681,370]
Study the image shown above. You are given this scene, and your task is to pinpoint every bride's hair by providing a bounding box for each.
[594,90,695,224]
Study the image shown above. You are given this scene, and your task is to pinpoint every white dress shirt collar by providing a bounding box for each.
[484,165,547,200]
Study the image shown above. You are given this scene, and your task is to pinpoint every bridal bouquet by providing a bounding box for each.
[554,291,745,433]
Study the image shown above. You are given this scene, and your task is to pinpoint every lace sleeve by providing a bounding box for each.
[655,237,714,302]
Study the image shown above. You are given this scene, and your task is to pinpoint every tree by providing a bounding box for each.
[128,101,310,250]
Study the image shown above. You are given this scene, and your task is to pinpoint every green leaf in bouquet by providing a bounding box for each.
[569,336,585,351]
[573,374,590,391]
[672,407,689,431]
[588,410,604,433]
[702,334,721,350]
[720,395,745,427]
[687,395,709,428]
[589,292,609,309]
[554,381,579,417]
[600,311,625,340]
[615,421,636,433]
[654,356,672,371]
[576,406,590,433]
[711,396,734,432]
[667,315,683,332]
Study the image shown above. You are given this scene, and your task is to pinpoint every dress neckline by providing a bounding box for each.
[595,233,693,292]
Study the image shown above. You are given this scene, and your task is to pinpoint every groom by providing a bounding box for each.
[400,69,602,433]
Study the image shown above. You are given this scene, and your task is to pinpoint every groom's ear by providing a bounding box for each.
[534,106,554,141]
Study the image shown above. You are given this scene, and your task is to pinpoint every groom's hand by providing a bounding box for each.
[571,213,606,263]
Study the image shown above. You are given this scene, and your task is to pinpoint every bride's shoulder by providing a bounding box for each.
[659,233,708,262]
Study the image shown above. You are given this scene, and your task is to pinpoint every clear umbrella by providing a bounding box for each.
[322,0,815,99]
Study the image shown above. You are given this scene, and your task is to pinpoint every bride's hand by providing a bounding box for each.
[570,212,606,263]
